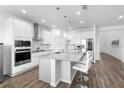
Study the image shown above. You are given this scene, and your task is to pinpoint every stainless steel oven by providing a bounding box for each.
[15,49,31,66]
[15,40,31,47]
[15,40,23,47]
[23,41,31,47]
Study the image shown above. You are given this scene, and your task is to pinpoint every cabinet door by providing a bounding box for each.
[43,31,51,44]
[13,19,33,38]
[32,56,39,66]
[25,23,33,38]
[61,61,71,83]
[13,19,26,37]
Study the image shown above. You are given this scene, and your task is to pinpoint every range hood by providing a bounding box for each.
[33,23,43,41]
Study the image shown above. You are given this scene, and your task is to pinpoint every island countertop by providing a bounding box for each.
[39,51,87,86]
[40,51,86,62]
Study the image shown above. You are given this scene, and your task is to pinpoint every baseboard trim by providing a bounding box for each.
[10,65,38,77]
[100,52,122,63]
[50,79,61,87]
[96,60,100,62]
[60,79,71,84]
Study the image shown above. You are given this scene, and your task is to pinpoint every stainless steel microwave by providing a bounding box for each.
[15,40,31,47]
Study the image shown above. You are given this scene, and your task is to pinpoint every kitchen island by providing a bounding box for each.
[39,51,85,87]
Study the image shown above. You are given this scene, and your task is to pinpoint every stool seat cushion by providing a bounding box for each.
[72,64,89,74]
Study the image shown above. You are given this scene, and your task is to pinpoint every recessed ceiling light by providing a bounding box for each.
[42,19,45,23]
[118,15,124,19]
[22,10,26,14]
[77,11,80,16]
[64,33,67,38]
[80,20,84,24]
[68,35,71,39]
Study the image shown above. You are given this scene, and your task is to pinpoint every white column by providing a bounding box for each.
[50,59,61,87]
[93,24,100,62]
[50,59,56,87]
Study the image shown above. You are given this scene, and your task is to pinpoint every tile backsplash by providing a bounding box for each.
[32,41,50,51]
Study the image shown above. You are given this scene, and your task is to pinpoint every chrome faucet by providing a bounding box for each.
[37,47,40,52]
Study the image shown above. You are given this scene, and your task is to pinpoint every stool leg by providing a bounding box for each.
[81,72,83,86]
[80,72,88,88]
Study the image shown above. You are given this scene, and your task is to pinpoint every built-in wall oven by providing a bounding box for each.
[15,49,31,66]
[15,40,31,47]
[15,40,31,66]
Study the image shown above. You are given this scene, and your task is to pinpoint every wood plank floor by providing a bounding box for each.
[88,53,124,88]
[0,67,70,88]
[0,53,124,88]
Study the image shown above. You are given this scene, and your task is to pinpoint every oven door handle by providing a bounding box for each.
[16,51,31,53]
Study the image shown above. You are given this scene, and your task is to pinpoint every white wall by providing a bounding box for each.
[69,28,93,44]
[68,27,100,61]
[99,25,124,62]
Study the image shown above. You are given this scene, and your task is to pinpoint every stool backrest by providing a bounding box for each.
[84,51,93,71]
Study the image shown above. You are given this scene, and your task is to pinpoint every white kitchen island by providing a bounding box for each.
[39,52,85,87]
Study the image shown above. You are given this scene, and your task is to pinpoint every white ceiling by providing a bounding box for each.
[0,5,124,30]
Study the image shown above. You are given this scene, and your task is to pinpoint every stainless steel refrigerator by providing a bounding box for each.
[0,43,3,82]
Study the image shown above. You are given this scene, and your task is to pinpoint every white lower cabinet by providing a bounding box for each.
[32,51,52,66]
[11,52,45,76]
[39,58,51,83]
[12,62,34,76]
[32,55,40,66]
[60,61,71,83]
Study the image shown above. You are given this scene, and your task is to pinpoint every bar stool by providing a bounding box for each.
[72,51,93,88]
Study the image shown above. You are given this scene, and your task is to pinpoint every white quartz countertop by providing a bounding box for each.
[32,50,53,57]
[32,50,53,53]
[40,52,86,62]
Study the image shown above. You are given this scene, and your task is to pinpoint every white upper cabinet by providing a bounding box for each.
[13,19,25,37]
[13,18,33,39]
[25,22,33,39]
[38,26,51,44]
[42,30,51,44]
